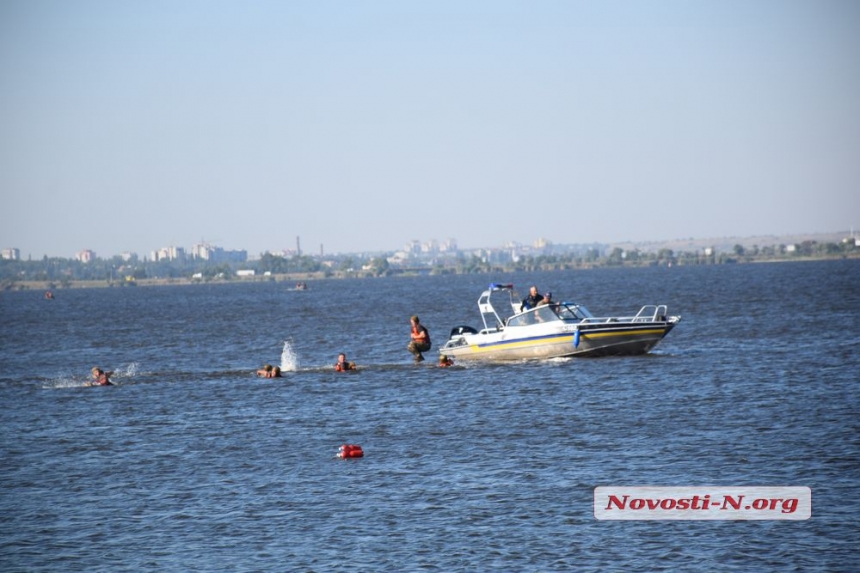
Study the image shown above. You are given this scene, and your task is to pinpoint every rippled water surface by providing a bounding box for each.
[1,260,858,571]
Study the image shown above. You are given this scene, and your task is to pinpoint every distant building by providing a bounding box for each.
[404,240,422,255]
[151,246,186,262]
[191,242,247,263]
[388,252,409,266]
[439,238,457,252]
[76,249,95,263]
[236,270,255,277]
[191,242,211,260]
[1,248,20,261]
[266,248,298,258]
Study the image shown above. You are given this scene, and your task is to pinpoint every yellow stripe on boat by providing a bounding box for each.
[469,335,576,353]
[582,328,666,339]
[466,328,666,354]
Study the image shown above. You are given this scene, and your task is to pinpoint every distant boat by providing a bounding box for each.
[440,284,680,361]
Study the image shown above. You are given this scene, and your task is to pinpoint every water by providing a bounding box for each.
[1,260,858,571]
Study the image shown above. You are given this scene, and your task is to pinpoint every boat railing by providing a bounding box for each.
[633,305,668,322]
[577,305,669,325]
[580,317,625,324]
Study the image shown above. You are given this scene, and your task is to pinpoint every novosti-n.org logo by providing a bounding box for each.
[594,487,811,520]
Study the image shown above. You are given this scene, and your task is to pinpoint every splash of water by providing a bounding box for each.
[47,371,84,389]
[280,340,299,372]
[113,362,139,378]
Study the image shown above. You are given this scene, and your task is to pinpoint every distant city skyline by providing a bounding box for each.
[2,228,854,262]
[2,2,858,259]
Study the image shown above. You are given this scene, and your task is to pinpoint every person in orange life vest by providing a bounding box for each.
[438,354,454,367]
[335,353,356,371]
[407,315,431,362]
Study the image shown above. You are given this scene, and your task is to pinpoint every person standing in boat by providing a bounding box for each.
[520,285,543,311]
[534,292,557,322]
[408,316,431,362]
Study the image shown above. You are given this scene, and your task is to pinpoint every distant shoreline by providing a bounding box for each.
[3,273,328,292]
[4,254,856,293]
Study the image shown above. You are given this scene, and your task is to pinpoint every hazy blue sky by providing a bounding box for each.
[2,1,858,258]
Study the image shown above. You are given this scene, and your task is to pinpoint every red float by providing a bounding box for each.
[337,444,364,459]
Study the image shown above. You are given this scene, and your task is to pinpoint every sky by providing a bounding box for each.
[1,1,859,259]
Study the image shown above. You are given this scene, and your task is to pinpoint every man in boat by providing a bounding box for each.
[534,293,557,322]
[335,353,356,371]
[520,285,543,311]
[408,316,431,362]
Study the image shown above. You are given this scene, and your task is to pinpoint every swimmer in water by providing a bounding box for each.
[256,364,283,378]
[335,353,356,371]
[88,367,113,386]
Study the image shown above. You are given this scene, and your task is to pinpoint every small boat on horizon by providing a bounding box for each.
[440,283,681,361]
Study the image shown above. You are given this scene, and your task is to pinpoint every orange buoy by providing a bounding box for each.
[337,444,364,459]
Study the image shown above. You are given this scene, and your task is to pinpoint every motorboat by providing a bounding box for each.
[440,283,680,361]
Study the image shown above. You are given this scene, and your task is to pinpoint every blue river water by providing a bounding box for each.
[1,260,858,571]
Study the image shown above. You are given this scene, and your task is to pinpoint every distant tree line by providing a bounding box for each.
[1,239,856,286]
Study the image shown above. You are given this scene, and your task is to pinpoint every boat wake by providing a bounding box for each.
[41,362,141,388]
[32,357,475,390]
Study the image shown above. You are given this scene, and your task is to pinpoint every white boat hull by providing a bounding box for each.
[440,283,680,361]
[441,320,679,361]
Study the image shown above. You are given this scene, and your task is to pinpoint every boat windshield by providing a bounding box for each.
[556,304,593,320]
[505,303,593,327]
[506,304,561,327]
